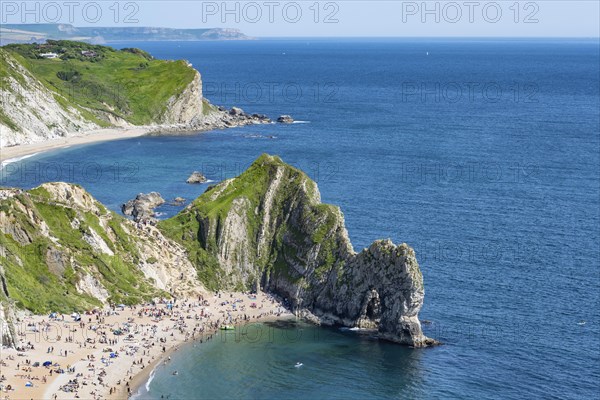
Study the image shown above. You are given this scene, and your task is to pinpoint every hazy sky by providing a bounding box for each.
[2,1,599,37]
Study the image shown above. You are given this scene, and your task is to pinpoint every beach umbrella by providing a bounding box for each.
[43,361,52,367]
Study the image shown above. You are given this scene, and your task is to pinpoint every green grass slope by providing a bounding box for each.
[2,40,197,125]
[159,154,343,292]
[0,186,167,314]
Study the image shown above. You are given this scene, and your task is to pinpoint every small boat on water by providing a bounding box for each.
[295,362,303,368]
[220,325,235,330]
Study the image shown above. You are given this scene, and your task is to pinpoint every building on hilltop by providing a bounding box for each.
[39,52,59,59]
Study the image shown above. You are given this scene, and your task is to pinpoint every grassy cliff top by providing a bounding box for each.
[158,154,341,291]
[1,40,197,125]
[159,154,314,241]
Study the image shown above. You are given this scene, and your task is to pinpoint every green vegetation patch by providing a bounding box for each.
[0,189,168,313]
[0,233,101,314]
[2,40,197,125]
[159,154,343,291]
[0,109,19,132]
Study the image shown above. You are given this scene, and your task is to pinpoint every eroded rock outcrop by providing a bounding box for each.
[277,115,294,124]
[122,192,165,222]
[161,71,204,124]
[160,154,437,346]
[0,261,18,348]
[0,183,205,336]
[186,171,208,184]
[0,156,435,347]
[0,45,273,148]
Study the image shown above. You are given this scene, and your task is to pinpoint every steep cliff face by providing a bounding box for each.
[0,43,225,147]
[160,154,436,346]
[319,240,428,345]
[161,70,204,124]
[0,183,204,324]
[0,155,435,347]
[0,264,18,347]
[0,48,101,147]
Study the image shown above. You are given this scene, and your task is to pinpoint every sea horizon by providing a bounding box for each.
[0,29,598,400]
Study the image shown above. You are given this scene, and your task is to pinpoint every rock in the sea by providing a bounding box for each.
[186,171,208,184]
[277,115,294,124]
[174,105,272,133]
[159,154,438,347]
[252,113,269,120]
[168,197,186,206]
[122,192,165,222]
[230,107,244,116]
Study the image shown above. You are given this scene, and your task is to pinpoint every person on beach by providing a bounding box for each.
[0,291,291,399]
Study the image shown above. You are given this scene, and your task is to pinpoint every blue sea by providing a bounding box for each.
[2,39,599,399]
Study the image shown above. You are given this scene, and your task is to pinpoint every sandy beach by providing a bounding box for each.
[0,127,152,165]
[0,292,292,400]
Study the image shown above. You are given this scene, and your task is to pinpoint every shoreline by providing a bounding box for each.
[125,313,291,400]
[0,291,291,400]
[0,108,275,166]
[0,127,153,165]
[121,339,181,400]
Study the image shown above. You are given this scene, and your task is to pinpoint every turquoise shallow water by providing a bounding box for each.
[1,39,599,398]
[134,320,430,400]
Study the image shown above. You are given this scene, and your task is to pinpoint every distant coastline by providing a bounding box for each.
[0,24,253,45]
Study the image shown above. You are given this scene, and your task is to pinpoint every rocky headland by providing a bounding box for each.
[160,154,437,346]
[0,155,436,348]
[0,42,276,149]
[121,192,166,222]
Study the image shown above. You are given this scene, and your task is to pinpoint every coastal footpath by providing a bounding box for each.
[0,41,270,151]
